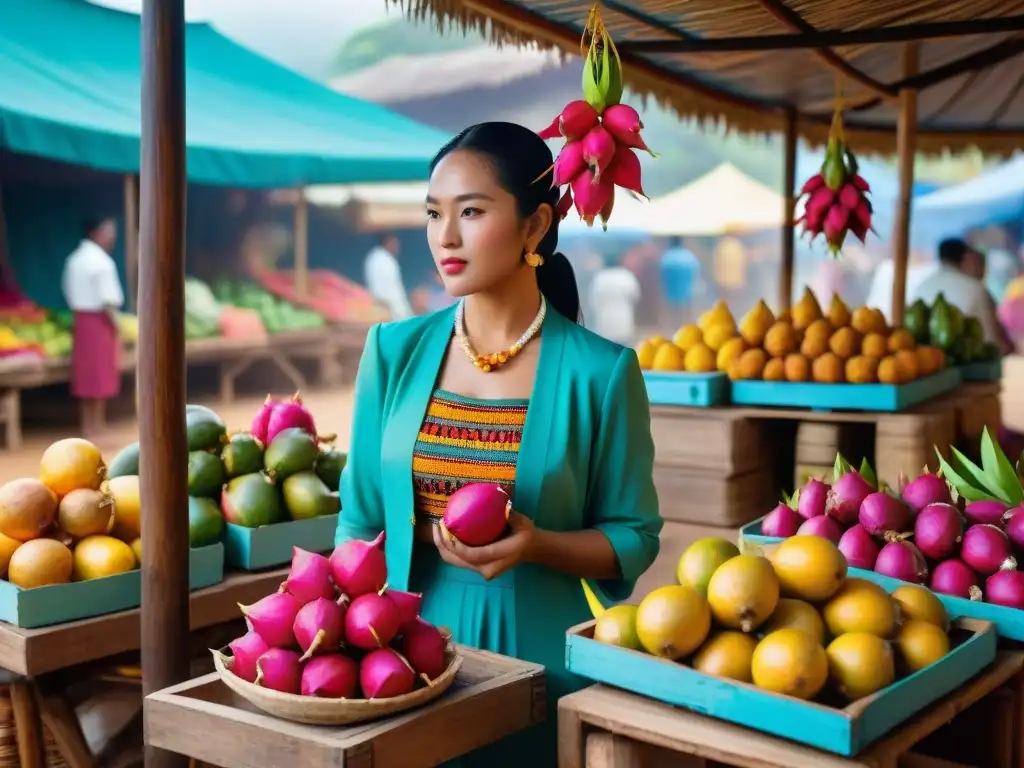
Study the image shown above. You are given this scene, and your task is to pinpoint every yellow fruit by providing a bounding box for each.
[751,628,828,700]
[826,632,895,701]
[704,324,737,352]
[822,578,898,638]
[827,293,852,328]
[763,322,797,359]
[763,358,786,381]
[784,354,811,382]
[636,338,663,369]
[727,357,743,381]
[895,619,950,674]
[812,352,844,383]
[652,342,687,372]
[698,301,736,335]
[72,535,138,581]
[716,337,746,373]
[800,319,832,359]
[871,308,888,333]
[684,343,717,373]
[734,348,768,380]
[760,598,827,645]
[894,349,920,382]
[770,536,848,602]
[828,327,861,361]
[706,554,779,633]
[877,355,902,384]
[739,300,775,347]
[636,585,711,660]
[57,488,115,539]
[791,287,823,332]
[891,585,949,631]
[38,438,106,498]
[862,332,889,358]
[677,537,740,596]
[693,631,758,682]
[130,537,142,565]
[915,345,945,377]
[0,478,58,542]
[672,325,702,352]
[0,533,20,578]
[108,475,142,542]
[845,355,879,384]
[593,605,641,650]
[7,538,73,588]
[887,329,916,352]
[851,307,878,335]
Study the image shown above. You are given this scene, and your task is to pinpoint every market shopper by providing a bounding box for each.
[336,122,662,766]
[363,232,414,320]
[61,217,125,441]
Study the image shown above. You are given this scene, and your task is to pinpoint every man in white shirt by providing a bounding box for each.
[911,239,1013,355]
[62,217,125,440]
[588,258,642,345]
[363,234,413,320]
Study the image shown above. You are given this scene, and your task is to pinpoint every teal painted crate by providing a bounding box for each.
[225,514,338,570]
[642,371,728,407]
[0,543,224,629]
[959,359,1002,382]
[565,617,996,756]
[739,517,1024,641]
[729,368,961,412]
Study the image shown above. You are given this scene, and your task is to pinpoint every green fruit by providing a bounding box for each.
[282,471,341,520]
[108,441,141,479]
[964,316,983,344]
[188,450,225,498]
[221,433,265,478]
[221,473,285,528]
[188,496,225,547]
[904,299,930,344]
[314,447,347,492]
[928,298,956,352]
[185,405,227,451]
[264,428,319,482]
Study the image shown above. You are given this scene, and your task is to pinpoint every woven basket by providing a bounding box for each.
[212,647,463,725]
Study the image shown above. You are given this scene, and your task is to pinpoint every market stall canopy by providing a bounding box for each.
[0,0,450,187]
[403,0,1024,153]
[916,156,1024,223]
[642,163,784,235]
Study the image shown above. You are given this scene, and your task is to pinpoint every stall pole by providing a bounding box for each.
[891,43,919,328]
[295,188,309,298]
[124,174,139,311]
[139,1,190,767]
[779,108,798,312]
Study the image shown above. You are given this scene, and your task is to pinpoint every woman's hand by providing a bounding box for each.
[432,511,537,581]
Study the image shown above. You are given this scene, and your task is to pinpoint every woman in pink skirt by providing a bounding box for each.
[61,217,124,440]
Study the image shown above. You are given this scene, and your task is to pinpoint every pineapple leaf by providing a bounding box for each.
[936,447,1002,503]
[859,458,877,491]
[951,445,1009,503]
[833,453,851,481]
[979,426,1023,505]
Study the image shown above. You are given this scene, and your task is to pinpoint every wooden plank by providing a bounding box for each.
[0,569,287,677]
[144,648,545,768]
[654,466,777,527]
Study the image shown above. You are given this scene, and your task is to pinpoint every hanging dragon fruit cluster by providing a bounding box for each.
[538,7,653,230]
[795,107,874,256]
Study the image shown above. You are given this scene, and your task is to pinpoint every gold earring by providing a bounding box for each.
[525,251,545,268]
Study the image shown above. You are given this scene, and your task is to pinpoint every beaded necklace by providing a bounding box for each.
[454,296,546,372]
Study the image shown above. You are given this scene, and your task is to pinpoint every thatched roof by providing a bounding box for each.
[395,0,1024,155]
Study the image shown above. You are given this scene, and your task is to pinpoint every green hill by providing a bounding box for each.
[332,17,484,77]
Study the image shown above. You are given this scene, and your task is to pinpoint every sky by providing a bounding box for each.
[89,0,392,77]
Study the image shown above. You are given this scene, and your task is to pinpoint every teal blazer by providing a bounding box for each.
[335,304,662,662]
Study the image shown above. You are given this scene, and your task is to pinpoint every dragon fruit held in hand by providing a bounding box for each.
[795,133,873,255]
[441,483,512,547]
[330,532,387,598]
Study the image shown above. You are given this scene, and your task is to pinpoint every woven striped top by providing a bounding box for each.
[412,389,528,525]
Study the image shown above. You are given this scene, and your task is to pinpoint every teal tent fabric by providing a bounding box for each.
[0,0,450,187]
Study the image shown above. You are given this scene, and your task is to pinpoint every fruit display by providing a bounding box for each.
[0,437,139,589]
[1,309,138,359]
[594,535,957,705]
[636,288,947,385]
[904,293,1000,366]
[215,541,454,701]
[212,280,326,334]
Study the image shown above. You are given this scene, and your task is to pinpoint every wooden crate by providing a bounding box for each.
[648,408,770,475]
[652,466,778,527]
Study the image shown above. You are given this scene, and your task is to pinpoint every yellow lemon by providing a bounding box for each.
[636,338,663,370]
[652,342,686,372]
[672,324,703,352]
[683,343,717,373]
[716,337,746,372]
[703,324,737,352]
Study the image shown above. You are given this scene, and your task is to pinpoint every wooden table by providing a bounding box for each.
[558,653,1024,768]
[0,569,287,676]
[145,646,546,768]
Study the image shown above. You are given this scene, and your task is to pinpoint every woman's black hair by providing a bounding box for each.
[429,122,582,323]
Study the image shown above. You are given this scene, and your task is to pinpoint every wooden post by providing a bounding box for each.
[779,108,798,312]
[891,43,919,328]
[124,174,139,311]
[294,188,309,298]
[139,2,190,767]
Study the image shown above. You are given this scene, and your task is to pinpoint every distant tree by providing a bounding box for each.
[331,17,484,77]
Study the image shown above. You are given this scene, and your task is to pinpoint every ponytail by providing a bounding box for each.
[537,251,581,323]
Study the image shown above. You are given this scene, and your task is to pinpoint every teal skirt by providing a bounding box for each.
[409,541,583,767]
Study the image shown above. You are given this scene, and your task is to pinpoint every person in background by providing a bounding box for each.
[911,238,1014,355]
[62,217,124,441]
[363,233,413,320]
[588,255,642,345]
[660,236,701,327]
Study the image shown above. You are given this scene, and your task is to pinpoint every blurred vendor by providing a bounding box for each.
[364,233,413,320]
[61,217,124,439]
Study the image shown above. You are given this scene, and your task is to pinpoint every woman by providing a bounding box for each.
[335,122,662,765]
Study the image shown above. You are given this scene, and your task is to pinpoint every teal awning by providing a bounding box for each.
[0,0,450,187]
